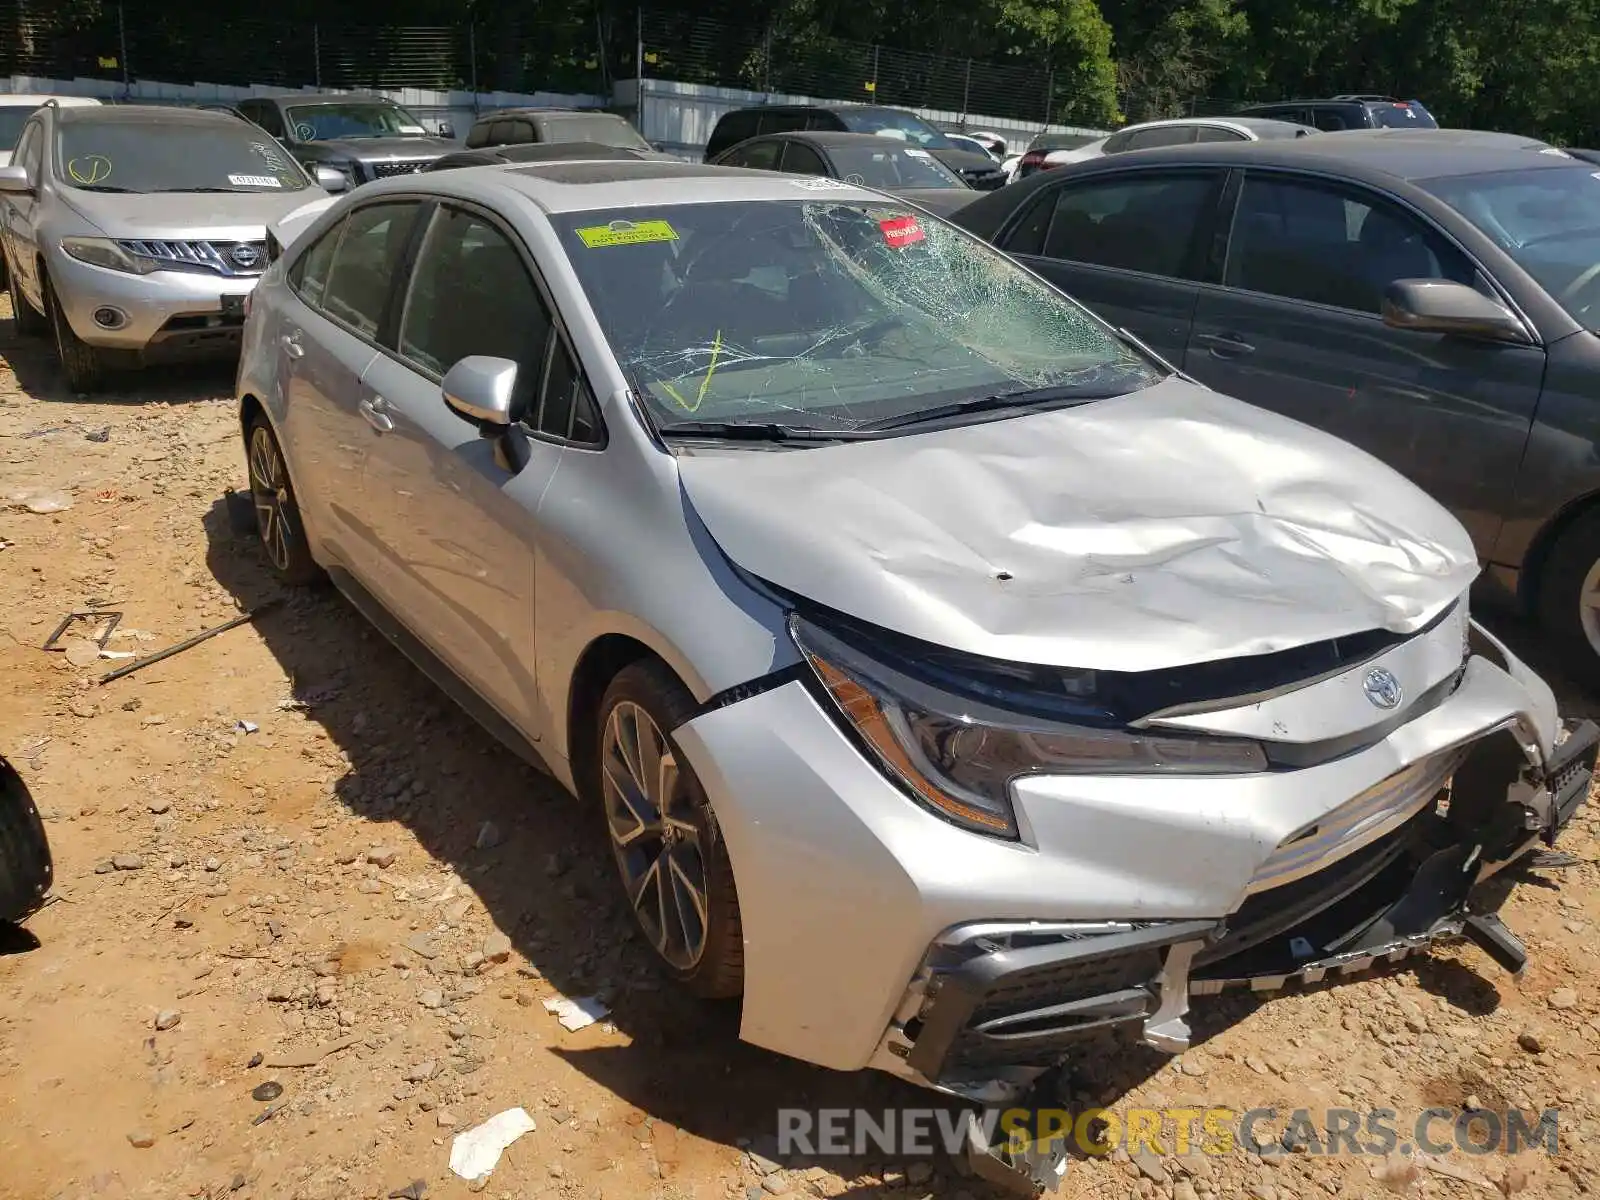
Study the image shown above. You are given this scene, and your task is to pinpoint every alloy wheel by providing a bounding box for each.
[1578,557,1600,659]
[601,700,710,971]
[248,425,294,572]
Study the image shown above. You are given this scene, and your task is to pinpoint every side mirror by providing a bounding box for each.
[443,355,520,428]
[312,166,348,193]
[436,121,455,139]
[0,164,33,194]
[1382,279,1531,344]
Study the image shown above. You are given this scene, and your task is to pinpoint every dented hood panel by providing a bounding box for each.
[674,378,1479,671]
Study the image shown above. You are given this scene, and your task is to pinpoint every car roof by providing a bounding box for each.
[0,95,101,108]
[57,103,244,127]
[1020,128,1575,183]
[268,93,399,107]
[431,142,654,169]
[358,158,886,214]
[1117,116,1309,135]
[720,103,919,119]
[738,130,930,150]
[472,107,590,120]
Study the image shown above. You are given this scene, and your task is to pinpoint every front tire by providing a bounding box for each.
[245,415,323,586]
[44,275,106,392]
[1537,508,1600,684]
[6,255,47,337]
[595,660,743,998]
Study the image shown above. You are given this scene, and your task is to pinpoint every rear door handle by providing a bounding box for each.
[280,331,305,359]
[358,395,393,433]
[1194,332,1255,358]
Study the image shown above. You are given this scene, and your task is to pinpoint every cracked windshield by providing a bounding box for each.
[554,199,1160,432]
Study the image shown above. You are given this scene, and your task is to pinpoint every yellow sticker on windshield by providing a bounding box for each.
[576,219,678,248]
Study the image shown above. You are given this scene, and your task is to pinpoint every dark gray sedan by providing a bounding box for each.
[953,129,1600,678]
[710,130,977,216]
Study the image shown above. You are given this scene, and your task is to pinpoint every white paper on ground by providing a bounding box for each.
[541,994,610,1032]
[448,1107,537,1180]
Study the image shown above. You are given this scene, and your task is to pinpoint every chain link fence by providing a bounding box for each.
[1,1,1245,128]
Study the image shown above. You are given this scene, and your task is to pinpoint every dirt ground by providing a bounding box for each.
[2,295,1600,1200]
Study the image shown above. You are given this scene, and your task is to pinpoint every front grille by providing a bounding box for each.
[119,239,267,277]
[369,159,431,178]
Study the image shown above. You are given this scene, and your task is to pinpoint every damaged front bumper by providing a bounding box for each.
[671,614,1595,1194]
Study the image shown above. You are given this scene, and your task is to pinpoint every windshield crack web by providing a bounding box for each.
[603,200,1147,431]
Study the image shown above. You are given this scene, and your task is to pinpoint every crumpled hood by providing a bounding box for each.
[675,377,1479,672]
[61,188,324,239]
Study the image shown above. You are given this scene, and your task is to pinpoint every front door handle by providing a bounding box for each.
[1194,331,1255,358]
[280,331,305,359]
[358,395,393,433]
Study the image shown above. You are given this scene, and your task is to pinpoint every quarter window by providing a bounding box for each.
[1194,126,1248,143]
[1041,173,1219,277]
[1224,175,1470,312]
[319,202,422,338]
[1125,126,1200,150]
[727,140,781,170]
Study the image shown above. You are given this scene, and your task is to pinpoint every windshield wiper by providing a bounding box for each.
[857,383,1115,432]
[150,186,257,193]
[68,184,136,193]
[656,420,878,442]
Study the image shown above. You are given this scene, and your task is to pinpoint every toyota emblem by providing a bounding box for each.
[230,243,262,269]
[1363,667,1403,710]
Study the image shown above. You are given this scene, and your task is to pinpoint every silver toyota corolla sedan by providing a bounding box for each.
[236,159,1596,1190]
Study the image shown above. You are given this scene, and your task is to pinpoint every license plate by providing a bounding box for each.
[220,293,245,318]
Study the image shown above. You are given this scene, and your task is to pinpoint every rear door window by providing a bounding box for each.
[1194,126,1248,143]
[724,139,782,170]
[780,141,829,176]
[1042,171,1222,277]
[1125,126,1200,150]
[319,202,424,339]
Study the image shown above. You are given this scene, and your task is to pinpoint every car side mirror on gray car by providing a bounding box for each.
[0,165,33,194]
[444,356,530,471]
[1382,279,1531,344]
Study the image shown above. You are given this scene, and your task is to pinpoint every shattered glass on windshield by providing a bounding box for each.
[554,200,1159,432]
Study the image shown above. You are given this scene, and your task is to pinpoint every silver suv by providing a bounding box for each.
[0,102,342,392]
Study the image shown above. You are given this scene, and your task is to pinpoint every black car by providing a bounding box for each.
[710,131,976,216]
[230,93,458,186]
[463,107,652,153]
[703,104,1006,190]
[952,129,1600,677]
[1234,95,1438,132]
[427,141,662,172]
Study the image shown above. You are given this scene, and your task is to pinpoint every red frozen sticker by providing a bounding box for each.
[879,215,925,248]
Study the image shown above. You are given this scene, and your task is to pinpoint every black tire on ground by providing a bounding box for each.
[7,255,48,337]
[245,414,324,586]
[0,754,53,926]
[44,274,106,392]
[1536,506,1600,684]
[594,659,744,999]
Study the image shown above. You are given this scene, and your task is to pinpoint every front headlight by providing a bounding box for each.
[60,237,159,275]
[790,612,1268,840]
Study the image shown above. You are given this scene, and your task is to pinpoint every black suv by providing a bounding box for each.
[230,93,458,187]
[1234,95,1437,132]
[704,104,1005,189]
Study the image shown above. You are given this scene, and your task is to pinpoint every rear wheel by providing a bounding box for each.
[1537,508,1600,684]
[6,256,47,337]
[246,415,322,585]
[44,275,107,392]
[595,660,743,998]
